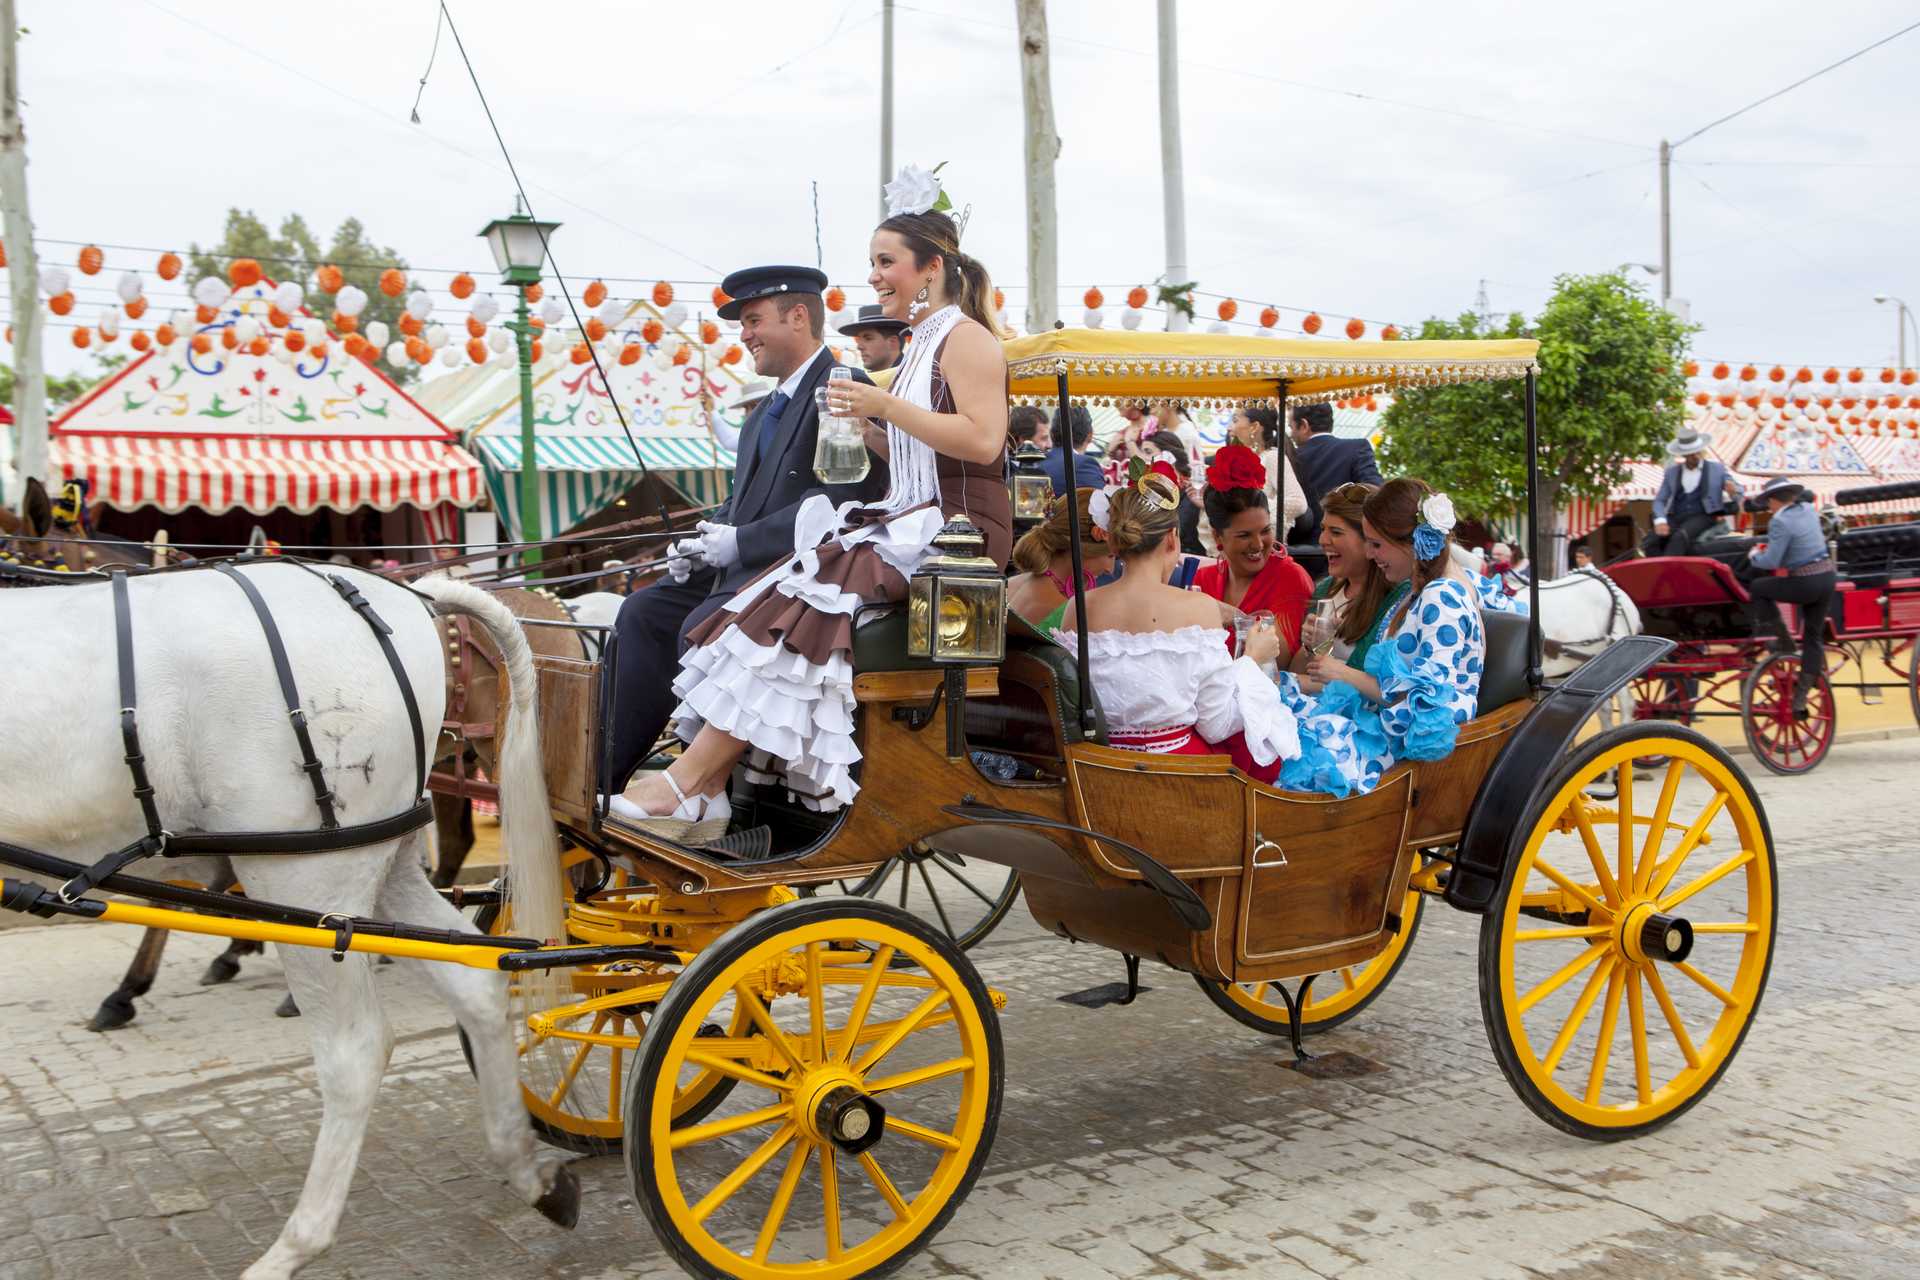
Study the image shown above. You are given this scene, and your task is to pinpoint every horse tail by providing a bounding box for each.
[411,575,566,950]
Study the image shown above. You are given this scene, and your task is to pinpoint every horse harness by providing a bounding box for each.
[1538,567,1631,661]
[50,560,435,903]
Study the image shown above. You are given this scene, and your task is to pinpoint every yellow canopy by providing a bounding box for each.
[1001,328,1538,406]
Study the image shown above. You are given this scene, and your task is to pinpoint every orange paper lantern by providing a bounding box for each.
[1259,306,1280,329]
[1904,370,1917,385]
[221,328,239,351]
[229,258,263,288]
[1848,367,1863,383]
[0,240,6,268]
[155,323,177,347]
[525,283,543,303]
[157,252,182,281]
[618,343,642,366]
[71,327,90,349]
[315,264,344,294]
[994,288,1006,311]
[283,330,306,353]
[1769,365,1785,382]
[1684,360,1699,376]
[248,336,269,357]
[1739,364,1756,382]
[1381,324,1401,341]
[1302,313,1322,334]
[130,331,152,353]
[466,315,486,339]
[190,334,212,355]
[1127,286,1149,310]
[406,336,430,364]
[583,280,607,308]
[569,342,591,364]
[700,320,720,345]
[1795,367,1812,383]
[826,287,846,312]
[1345,317,1365,340]
[379,268,407,297]
[1084,287,1104,310]
[96,324,118,344]
[1217,299,1238,322]
[267,305,290,330]
[671,345,691,366]
[712,286,730,310]
[343,334,366,357]
[1822,367,1839,383]
[334,311,358,334]
[721,344,743,365]
[47,292,74,316]
[1693,392,1710,406]
[309,340,328,360]
[196,304,218,324]
[450,273,476,300]
[466,338,487,363]
[652,281,674,308]
[78,245,104,275]
[1711,362,1729,380]
[124,297,148,320]
[398,312,423,337]
[585,317,608,342]
[641,319,664,344]
[528,341,543,362]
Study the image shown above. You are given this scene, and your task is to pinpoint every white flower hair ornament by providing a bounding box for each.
[883,162,953,218]
[1087,485,1121,539]
[1413,492,1457,561]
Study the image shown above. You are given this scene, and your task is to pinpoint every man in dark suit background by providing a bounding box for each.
[1286,401,1384,547]
[604,265,884,793]
[1043,403,1105,492]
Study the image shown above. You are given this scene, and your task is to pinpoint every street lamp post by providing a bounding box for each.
[1873,294,1916,371]
[479,204,561,573]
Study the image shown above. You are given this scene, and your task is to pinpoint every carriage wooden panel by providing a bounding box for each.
[1062,743,1247,878]
[1404,699,1529,849]
[523,654,602,828]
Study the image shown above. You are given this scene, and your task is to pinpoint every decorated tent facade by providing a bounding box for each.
[49,280,481,542]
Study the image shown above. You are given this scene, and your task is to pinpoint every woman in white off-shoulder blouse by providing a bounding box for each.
[1054,466,1300,783]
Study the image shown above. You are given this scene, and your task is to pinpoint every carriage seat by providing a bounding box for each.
[851,605,936,672]
[1476,609,1532,715]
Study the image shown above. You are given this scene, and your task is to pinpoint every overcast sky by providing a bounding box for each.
[11,1,1920,377]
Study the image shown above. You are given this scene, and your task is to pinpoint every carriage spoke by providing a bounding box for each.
[1616,767,1635,893]
[684,1049,796,1095]
[546,1012,606,1109]
[1338,967,1357,993]
[1626,967,1653,1104]
[1543,957,1615,1074]
[752,1138,812,1263]
[1644,964,1703,1068]
[930,853,1002,908]
[837,945,895,1064]
[1530,860,1612,920]
[670,1101,793,1150]
[1635,761,1686,895]
[1675,961,1737,1007]
[1585,962,1627,1105]
[1659,849,1756,913]
[820,1143,843,1261]
[853,989,951,1075]
[1645,793,1729,899]
[691,1121,797,1222]
[883,1115,962,1151]
[1519,940,1610,1015]
[865,1055,975,1095]
[916,860,958,939]
[859,1150,911,1222]
[607,1015,624,1118]
[1569,798,1622,905]
[1515,925,1611,942]
[806,943,827,1064]
[735,983,808,1075]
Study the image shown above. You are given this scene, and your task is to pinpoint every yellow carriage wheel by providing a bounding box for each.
[626,897,1002,1280]
[1196,885,1424,1036]
[1481,723,1775,1141]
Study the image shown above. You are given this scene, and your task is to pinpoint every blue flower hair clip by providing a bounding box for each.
[1412,492,1457,561]
[1412,524,1447,560]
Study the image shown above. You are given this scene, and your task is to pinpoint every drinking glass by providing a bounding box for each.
[827,365,855,417]
[1305,599,1341,657]
[1233,610,1276,659]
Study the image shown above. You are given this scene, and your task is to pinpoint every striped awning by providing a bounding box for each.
[470,433,735,540]
[50,435,484,516]
[471,432,736,475]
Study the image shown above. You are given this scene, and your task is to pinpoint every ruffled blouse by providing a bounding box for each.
[1053,624,1300,766]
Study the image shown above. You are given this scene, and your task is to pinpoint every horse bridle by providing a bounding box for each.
[1538,567,1631,661]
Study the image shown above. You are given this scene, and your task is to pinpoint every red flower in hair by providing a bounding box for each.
[1206,443,1267,494]
[1147,458,1182,488]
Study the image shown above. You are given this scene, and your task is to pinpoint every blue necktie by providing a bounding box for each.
[754,390,791,466]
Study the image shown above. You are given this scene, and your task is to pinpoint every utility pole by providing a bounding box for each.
[1658,139,1672,303]
[1156,0,1188,332]
[1015,0,1058,334]
[1,0,46,492]
[879,0,894,223]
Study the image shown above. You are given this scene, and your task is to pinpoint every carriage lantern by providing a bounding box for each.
[1008,442,1053,532]
[907,515,1006,664]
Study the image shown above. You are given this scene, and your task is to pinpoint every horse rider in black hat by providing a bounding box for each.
[837,303,907,374]
[604,265,886,804]
[1740,476,1836,714]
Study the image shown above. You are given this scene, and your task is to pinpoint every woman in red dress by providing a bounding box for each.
[1189,444,1314,664]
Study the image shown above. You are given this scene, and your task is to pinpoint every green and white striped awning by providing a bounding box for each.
[472,433,735,539]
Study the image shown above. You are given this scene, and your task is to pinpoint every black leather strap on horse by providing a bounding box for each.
[110,570,168,842]
[322,572,428,800]
[213,563,340,829]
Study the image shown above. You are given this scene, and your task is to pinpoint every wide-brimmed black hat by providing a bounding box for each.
[715,265,829,321]
[1755,476,1808,503]
[837,303,907,338]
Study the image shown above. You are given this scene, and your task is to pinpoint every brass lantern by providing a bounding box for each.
[907,515,1007,664]
[1008,441,1053,532]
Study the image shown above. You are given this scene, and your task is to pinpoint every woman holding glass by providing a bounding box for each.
[1189,445,1313,664]
[1291,482,1411,686]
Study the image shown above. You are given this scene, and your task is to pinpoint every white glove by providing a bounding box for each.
[666,536,703,583]
[695,520,740,569]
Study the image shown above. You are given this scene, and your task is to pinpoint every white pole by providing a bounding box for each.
[1658,138,1671,304]
[1016,0,1059,334]
[1,0,46,493]
[1156,0,1188,333]
[879,0,895,223]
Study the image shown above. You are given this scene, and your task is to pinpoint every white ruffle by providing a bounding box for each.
[1197,656,1301,766]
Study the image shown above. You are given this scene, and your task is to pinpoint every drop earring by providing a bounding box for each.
[908,281,931,321]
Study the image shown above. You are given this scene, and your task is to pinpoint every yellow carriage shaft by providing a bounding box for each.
[1002,329,1542,405]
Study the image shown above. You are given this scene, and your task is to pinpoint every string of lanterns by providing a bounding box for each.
[1683,359,1920,438]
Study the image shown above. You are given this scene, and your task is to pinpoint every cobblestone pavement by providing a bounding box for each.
[3,738,1917,1279]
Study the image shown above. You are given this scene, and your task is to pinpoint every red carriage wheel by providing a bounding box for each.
[1739,653,1835,776]
[1908,640,1919,728]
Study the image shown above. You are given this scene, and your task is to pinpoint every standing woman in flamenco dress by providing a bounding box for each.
[616,169,1011,834]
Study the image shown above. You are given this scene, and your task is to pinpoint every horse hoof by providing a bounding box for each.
[533,1163,581,1230]
[88,998,137,1032]
[275,994,301,1019]
[200,955,243,986]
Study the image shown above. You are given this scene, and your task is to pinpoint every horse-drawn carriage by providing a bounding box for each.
[1,330,1777,1280]
[1607,478,1920,775]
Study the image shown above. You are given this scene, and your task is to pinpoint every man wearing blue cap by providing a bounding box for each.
[605,265,884,799]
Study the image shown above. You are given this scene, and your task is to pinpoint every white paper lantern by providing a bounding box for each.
[43,266,72,297]
[191,275,227,308]
[541,299,564,326]
[364,320,390,348]
[300,318,324,343]
[1255,326,1275,338]
[273,344,296,365]
[97,308,120,338]
[405,291,433,321]
[661,301,687,330]
[385,341,410,366]
[424,324,449,350]
[115,271,143,305]
[1082,307,1105,329]
[471,296,500,324]
[336,285,369,318]
[487,328,511,354]
[273,281,304,312]
[491,349,515,368]
[440,346,461,367]
[1206,320,1230,334]
[235,316,261,344]
[1120,308,1144,331]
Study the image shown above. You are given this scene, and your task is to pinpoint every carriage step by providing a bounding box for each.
[694,826,776,861]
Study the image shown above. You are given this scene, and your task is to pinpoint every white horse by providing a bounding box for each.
[1522,565,1645,725]
[0,565,574,1279]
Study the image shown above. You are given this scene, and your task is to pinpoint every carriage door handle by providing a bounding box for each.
[1253,832,1288,868]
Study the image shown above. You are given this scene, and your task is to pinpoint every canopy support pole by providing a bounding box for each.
[1524,368,1543,690]
[1057,364,1095,738]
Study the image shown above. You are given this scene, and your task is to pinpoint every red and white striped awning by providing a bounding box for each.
[50,436,484,516]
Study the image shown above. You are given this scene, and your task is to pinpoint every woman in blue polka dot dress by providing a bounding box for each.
[1272,478,1486,797]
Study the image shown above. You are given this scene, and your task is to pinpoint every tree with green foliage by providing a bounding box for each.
[187,209,416,384]
[1375,272,1692,565]
[1,353,121,408]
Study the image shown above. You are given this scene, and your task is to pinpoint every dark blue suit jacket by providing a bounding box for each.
[1289,432,1384,543]
[1042,445,1105,494]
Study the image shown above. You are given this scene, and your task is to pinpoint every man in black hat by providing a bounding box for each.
[605,265,885,799]
[1739,476,1834,712]
[837,303,907,374]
